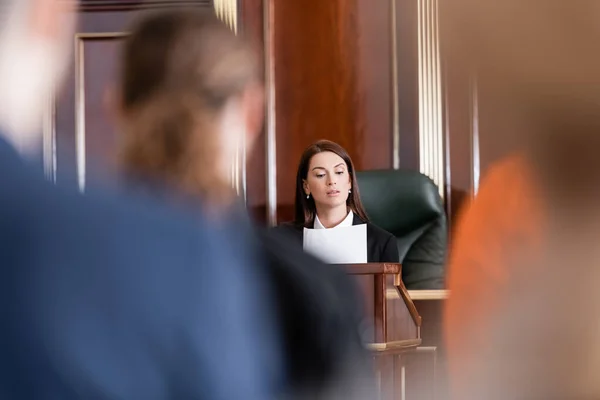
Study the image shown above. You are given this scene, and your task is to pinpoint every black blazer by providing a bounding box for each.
[275,214,400,263]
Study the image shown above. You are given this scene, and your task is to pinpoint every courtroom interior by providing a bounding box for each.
[52,3,450,395]
[4,0,599,399]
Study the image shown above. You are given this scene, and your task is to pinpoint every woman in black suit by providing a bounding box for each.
[277,140,399,263]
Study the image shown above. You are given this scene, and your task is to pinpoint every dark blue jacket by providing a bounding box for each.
[0,137,280,399]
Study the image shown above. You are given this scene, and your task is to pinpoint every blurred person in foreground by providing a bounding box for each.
[444,0,600,399]
[0,0,280,398]
[113,10,373,399]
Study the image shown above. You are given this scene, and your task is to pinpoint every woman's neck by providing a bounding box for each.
[315,205,349,228]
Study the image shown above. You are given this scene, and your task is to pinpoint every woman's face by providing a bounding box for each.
[303,151,352,210]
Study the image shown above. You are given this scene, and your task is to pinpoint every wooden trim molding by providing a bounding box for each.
[417,0,445,198]
[75,1,212,12]
[343,263,401,275]
[388,289,449,300]
[42,94,57,183]
[396,279,423,327]
[64,2,241,194]
[391,0,400,169]
[264,0,277,226]
[409,289,448,300]
[73,32,128,191]
[367,338,422,353]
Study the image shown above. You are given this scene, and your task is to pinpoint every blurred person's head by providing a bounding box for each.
[294,140,368,227]
[0,0,74,153]
[115,9,262,207]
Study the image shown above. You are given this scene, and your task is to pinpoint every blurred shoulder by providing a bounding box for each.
[480,152,534,201]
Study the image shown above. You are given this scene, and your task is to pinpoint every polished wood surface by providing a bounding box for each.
[243,0,424,225]
[342,263,432,399]
[380,287,448,398]
[412,296,447,400]
[404,347,438,400]
[344,263,401,275]
[255,0,402,224]
[271,0,364,222]
[342,263,421,346]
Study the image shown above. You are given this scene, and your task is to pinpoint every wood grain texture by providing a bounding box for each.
[344,263,421,347]
[244,0,420,225]
[272,0,362,222]
[270,0,396,223]
[356,0,393,170]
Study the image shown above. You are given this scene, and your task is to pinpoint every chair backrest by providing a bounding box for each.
[355,169,447,289]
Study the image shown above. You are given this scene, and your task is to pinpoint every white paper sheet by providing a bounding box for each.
[303,224,367,264]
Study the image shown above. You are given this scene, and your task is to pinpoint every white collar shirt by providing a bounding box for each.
[313,210,354,229]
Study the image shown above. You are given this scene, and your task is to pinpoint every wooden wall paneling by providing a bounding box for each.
[74,33,127,190]
[415,0,445,201]
[395,0,420,172]
[441,65,477,232]
[271,0,362,223]
[404,347,437,400]
[476,79,524,180]
[438,0,478,232]
[414,297,447,400]
[53,11,135,188]
[356,0,393,171]
[76,1,212,12]
[268,0,398,224]
[439,0,520,230]
[50,1,217,189]
[243,0,424,225]
[239,0,268,223]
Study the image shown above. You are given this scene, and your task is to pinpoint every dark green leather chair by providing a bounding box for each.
[356,170,446,289]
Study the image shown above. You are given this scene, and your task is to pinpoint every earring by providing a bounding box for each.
[349,189,352,194]
[306,194,310,199]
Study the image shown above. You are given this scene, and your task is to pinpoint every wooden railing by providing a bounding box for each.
[342,263,435,399]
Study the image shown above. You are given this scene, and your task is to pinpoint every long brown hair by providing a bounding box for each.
[117,9,259,204]
[294,140,369,227]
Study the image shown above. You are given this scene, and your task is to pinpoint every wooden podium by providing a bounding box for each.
[342,263,426,399]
